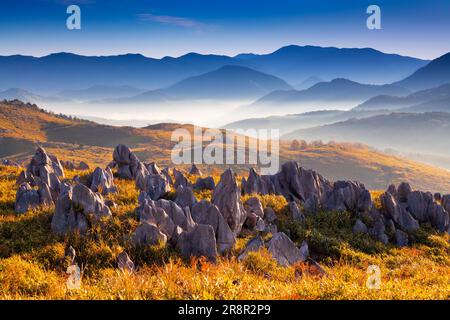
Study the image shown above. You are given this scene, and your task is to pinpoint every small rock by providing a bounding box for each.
[289,201,305,221]
[176,224,218,262]
[132,222,167,246]
[353,219,368,234]
[395,229,408,247]
[267,232,307,266]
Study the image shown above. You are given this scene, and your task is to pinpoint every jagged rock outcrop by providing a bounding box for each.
[138,197,196,232]
[304,194,319,214]
[78,161,90,171]
[189,164,202,176]
[173,168,191,189]
[134,161,150,191]
[395,229,409,247]
[382,183,449,233]
[237,236,264,261]
[397,182,412,203]
[132,222,167,246]
[380,191,419,232]
[14,183,41,214]
[25,147,62,201]
[264,207,277,224]
[323,181,372,213]
[136,200,180,242]
[51,183,112,235]
[142,173,171,200]
[113,144,141,180]
[193,176,215,191]
[353,219,368,234]
[146,162,161,175]
[267,232,308,266]
[244,197,264,219]
[89,167,117,195]
[212,169,246,234]
[191,200,236,253]
[368,218,389,244]
[161,167,174,185]
[272,161,333,203]
[176,224,218,262]
[241,168,274,195]
[289,201,305,221]
[174,185,197,209]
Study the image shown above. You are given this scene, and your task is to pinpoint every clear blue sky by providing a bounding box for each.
[0,0,449,59]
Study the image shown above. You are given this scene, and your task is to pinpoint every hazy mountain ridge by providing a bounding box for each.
[0,45,428,95]
[354,83,450,111]
[395,52,450,91]
[282,112,450,169]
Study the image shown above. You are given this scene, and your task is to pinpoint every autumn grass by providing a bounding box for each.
[0,165,449,300]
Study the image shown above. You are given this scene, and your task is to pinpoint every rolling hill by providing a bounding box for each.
[283,112,450,170]
[2,100,450,192]
[224,109,387,135]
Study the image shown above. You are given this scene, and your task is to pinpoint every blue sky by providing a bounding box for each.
[0,0,449,59]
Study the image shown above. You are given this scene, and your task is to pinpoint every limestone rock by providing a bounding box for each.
[267,232,307,266]
[237,236,265,261]
[241,168,274,195]
[245,197,264,219]
[14,183,40,214]
[353,219,368,234]
[113,144,140,179]
[132,222,167,246]
[395,230,409,247]
[174,185,197,209]
[173,168,191,189]
[176,224,218,262]
[289,201,305,221]
[191,200,235,253]
[189,164,202,176]
[90,167,117,195]
[143,173,171,200]
[193,176,215,191]
[212,169,246,235]
[51,184,111,235]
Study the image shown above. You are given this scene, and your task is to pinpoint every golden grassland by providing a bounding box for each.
[0,165,449,300]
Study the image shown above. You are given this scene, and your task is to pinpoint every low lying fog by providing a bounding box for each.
[42,99,359,129]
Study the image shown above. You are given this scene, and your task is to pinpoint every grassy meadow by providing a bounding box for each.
[0,165,448,300]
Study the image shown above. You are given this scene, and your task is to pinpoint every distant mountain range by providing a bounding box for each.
[354,83,450,111]
[242,78,412,114]
[0,45,428,95]
[224,109,387,135]
[395,52,450,91]
[282,112,450,168]
[106,65,292,103]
